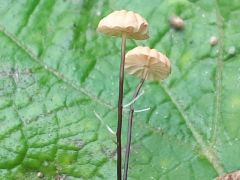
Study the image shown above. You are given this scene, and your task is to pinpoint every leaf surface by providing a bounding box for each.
[0,0,239,179]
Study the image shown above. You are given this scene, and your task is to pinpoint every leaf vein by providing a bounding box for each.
[0,24,114,110]
[160,83,224,175]
[211,0,225,147]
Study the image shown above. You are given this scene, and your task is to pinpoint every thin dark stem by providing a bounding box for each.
[123,77,146,180]
[117,33,126,180]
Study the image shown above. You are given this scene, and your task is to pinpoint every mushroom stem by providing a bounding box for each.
[117,32,126,180]
[123,76,146,180]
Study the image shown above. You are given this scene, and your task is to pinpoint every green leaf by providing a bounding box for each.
[0,0,239,179]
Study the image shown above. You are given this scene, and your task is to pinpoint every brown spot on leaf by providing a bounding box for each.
[209,36,218,46]
[169,16,184,30]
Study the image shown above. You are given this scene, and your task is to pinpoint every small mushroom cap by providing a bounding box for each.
[125,46,171,80]
[97,10,149,40]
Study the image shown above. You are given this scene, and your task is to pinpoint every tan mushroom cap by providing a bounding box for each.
[125,46,171,80]
[97,10,149,40]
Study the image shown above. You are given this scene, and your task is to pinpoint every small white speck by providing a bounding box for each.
[96,11,101,16]
[43,161,49,166]
[228,46,236,55]
[37,172,44,178]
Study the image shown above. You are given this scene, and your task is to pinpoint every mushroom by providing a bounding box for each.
[97,10,149,40]
[125,46,171,80]
[123,46,171,180]
[97,10,149,180]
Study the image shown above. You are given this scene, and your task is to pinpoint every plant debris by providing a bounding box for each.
[170,16,184,30]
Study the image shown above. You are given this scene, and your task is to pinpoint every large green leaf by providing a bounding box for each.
[0,0,239,179]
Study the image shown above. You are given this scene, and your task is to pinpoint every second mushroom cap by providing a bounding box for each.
[125,46,171,80]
